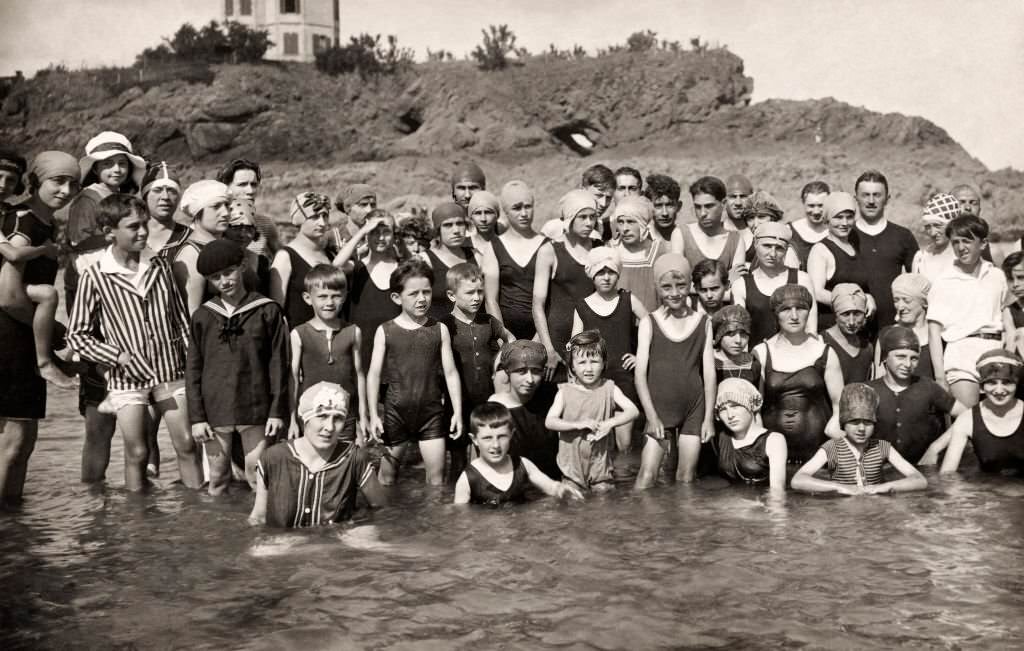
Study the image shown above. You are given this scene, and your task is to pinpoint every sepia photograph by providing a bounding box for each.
[1,0,1023,648]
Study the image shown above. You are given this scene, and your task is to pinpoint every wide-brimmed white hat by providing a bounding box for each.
[79,131,146,188]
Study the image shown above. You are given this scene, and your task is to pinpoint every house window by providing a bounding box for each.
[240,0,252,15]
[281,0,300,13]
[284,33,299,55]
[225,0,233,16]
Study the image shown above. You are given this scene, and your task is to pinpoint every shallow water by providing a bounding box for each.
[3,387,1024,650]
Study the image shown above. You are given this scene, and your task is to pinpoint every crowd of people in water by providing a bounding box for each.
[1,131,1023,527]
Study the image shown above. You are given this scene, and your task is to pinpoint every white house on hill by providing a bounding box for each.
[222,0,340,62]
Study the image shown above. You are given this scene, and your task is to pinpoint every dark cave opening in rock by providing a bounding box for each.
[550,122,597,156]
[398,107,423,134]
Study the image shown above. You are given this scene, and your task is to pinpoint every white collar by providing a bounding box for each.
[98,246,155,275]
[855,216,888,235]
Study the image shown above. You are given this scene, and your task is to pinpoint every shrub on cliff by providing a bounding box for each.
[472,24,528,70]
[315,34,415,78]
[135,21,272,66]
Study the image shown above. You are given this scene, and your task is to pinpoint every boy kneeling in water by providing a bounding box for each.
[250,382,385,527]
[454,402,583,506]
[791,383,927,495]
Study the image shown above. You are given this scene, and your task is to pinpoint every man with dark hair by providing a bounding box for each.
[644,173,683,247]
[216,159,280,258]
[723,174,754,232]
[853,170,918,330]
[581,164,616,241]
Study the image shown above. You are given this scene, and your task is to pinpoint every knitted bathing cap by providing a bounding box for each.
[712,304,752,344]
[839,383,879,425]
[769,284,812,313]
[715,377,762,413]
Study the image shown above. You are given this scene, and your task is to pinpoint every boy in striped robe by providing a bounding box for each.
[67,194,202,491]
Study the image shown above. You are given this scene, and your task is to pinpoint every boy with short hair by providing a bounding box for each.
[367,258,463,485]
[186,238,290,495]
[290,264,366,443]
[927,215,1014,408]
[644,173,684,252]
[791,383,927,495]
[453,401,583,505]
[441,262,514,479]
[581,164,616,241]
[67,193,202,491]
[691,258,730,317]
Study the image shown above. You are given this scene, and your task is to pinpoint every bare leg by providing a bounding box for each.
[23,284,74,388]
[207,430,233,496]
[675,434,702,483]
[378,442,407,485]
[634,436,667,490]
[145,405,161,477]
[154,392,203,489]
[115,404,151,492]
[0,418,38,506]
[240,425,269,491]
[80,406,117,483]
[615,422,633,454]
[419,438,447,486]
[950,380,981,410]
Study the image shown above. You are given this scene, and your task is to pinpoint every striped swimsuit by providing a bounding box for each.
[822,438,891,485]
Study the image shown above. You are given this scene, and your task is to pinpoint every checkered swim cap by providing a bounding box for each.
[921,193,961,225]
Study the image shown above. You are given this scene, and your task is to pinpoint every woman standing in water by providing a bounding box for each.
[422,202,475,321]
[172,180,231,315]
[788,181,830,269]
[807,191,873,332]
[0,152,80,506]
[482,180,547,340]
[753,284,844,463]
[269,192,333,326]
[532,190,598,382]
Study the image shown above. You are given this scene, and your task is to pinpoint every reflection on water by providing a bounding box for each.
[2,388,1024,649]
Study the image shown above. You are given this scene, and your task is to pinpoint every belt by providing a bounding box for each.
[968,332,1002,341]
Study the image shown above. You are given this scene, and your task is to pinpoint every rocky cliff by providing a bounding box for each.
[4,49,1021,238]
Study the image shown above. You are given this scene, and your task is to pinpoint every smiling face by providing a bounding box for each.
[207,264,245,302]
[367,217,395,253]
[803,192,828,225]
[893,292,926,326]
[107,209,149,253]
[471,423,513,467]
[717,401,754,435]
[843,418,875,446]
[983,378,1017,406]
[828,209,856,240]
[884,349,920,383]
[95,154,131,190]
[656,271,690,312]
[304,285,346,321]
[37,174,80,209]
[392,276,432,318]
[950,233,985,269]
[507,366,542,400]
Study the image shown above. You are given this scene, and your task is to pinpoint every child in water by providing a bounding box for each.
[712,304,760,385]
[791,383,927,495]
[545,330,639,492]
[454,402,583,506]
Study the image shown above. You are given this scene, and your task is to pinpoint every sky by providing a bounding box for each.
[1,0,1022,170]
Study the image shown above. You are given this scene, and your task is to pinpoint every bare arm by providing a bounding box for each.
[366,326,387,441]
[938,411,973,474]
[669,228,684,254]
[522,457,583,500]
[731,275,747,307]
[806,243,834,306]
[791,449,858,495]
[248,476,268,525]
[823,348,845,438]
[0,236,33,322]
[332,216,384,270]
[545,389,596,433]
[439,323,464,439]
[268,249,291,307]
[531,243,562,379]
[453,471,471,504]
[927,321,946,386]
[700,318,717,442]
[867,447,927,493]
[481,246,503,326]
[765,432,788,492]
[352,327,369,442]
[570,308,583,339]
[288,329,303,438]
[797,270,818,333]
[634,315,663,439]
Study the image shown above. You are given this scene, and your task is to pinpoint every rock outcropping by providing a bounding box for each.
[4,49,1021,237]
